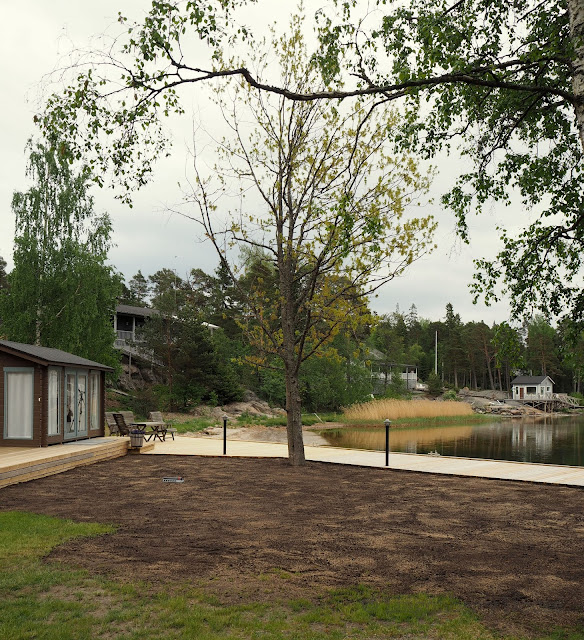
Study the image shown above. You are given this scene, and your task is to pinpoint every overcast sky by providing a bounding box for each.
[1,0,531,325]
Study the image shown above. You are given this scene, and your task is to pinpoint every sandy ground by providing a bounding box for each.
[189,424,333,445]
[2,455,584,636]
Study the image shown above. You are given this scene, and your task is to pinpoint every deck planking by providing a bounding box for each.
[0,437,129,489]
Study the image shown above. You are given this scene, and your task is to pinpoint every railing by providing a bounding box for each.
[553,393,580,407]
[114,330,146,348]
[115,331,133,348]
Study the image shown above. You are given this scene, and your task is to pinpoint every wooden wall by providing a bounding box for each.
[1,352,106,447]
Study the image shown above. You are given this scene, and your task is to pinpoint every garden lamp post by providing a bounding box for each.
[222,415,228,455]
[384,419,391,467]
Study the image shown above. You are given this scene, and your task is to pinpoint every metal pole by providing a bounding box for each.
[384,419,391,466]
[223,415,228,455]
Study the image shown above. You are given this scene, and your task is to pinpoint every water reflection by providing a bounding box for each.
[318,416,584,466]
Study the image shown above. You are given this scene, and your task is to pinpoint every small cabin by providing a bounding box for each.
[0,340,112,447]
[367,348,420,393]
[511,375,554,401]
[114,304,160,348]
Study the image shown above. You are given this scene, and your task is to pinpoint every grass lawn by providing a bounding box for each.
[1,511,582,640]
[164,412,497,435]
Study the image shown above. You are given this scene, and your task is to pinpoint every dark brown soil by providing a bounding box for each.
[2,455,584,635]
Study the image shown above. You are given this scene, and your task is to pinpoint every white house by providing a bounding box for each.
[367,348,421,392]
[511,375,554,401]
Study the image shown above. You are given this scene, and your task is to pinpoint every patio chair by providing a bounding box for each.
[148,411,177,440]
[120,411,136,425]
[105,412,119,436]
[112,413,132,437]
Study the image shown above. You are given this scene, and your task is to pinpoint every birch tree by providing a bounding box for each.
[39,0,584,323]
[311,0,584,321]
[0,139,120,369]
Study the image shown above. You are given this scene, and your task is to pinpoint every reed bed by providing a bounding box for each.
[343,398,474,421]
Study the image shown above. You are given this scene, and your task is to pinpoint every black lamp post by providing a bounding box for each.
[222,415,228,455]
[384,418,391,466]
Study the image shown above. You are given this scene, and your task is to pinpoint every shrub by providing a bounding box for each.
[426,372,443,396]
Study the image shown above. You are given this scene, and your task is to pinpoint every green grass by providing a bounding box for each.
[167,413,339,432]
[184,412,496,430]
[1,511,582,639]
[235,412,337,427]
[170,417,221,434]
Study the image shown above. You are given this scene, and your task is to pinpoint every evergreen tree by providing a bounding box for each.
[127,270,150,307]
[492,322,525,391]
[149,268,186,314]
[525,316,561,377]
[443,303,465,388]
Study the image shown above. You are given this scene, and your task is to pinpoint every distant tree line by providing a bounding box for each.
[371,303,584,396]
[3,239,583,410]
[117,262,584,412]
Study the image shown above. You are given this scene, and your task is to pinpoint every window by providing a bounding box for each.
[47,368,60,436]
[4,368,34,439]
[526,386,537,394]
[89,372,100,431]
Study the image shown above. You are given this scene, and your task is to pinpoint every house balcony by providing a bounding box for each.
[115,330,136,348]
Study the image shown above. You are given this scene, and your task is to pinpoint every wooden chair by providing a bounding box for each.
[112,413,132,436]
[148,411,177,440]
[105,412,119,436]
[120,411,136,425]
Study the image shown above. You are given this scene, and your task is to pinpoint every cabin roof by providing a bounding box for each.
[0,340,113,371]
[511,375,554,385]
[115,304,160,318]
[366,348,416,367]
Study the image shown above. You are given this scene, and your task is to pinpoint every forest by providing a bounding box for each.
[113,262,584,412]
[2,248,583,414]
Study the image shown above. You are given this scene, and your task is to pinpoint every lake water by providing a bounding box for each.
[318,416,584,466]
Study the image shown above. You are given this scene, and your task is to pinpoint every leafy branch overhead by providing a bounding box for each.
[39,0,584,323]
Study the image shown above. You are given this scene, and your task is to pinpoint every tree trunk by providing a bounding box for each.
[568,0,584,151]
[284,365,306,466]
[483,337,495,390]
[280,251,306,466]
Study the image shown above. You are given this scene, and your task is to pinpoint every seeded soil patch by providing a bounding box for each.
[2,455,584,635]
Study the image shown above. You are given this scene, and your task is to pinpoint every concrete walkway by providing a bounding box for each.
[143,436,584,487]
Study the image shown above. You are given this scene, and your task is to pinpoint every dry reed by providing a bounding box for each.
[343,398,473,421]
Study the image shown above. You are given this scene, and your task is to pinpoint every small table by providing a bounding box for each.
[132,421,167,442]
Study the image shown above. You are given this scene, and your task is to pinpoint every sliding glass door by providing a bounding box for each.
[64,370,88,440]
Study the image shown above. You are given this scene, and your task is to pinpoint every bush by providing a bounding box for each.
[384,372,409,399]
[426,372,443,396]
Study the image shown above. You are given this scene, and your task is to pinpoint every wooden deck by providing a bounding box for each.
[0,437,130,489]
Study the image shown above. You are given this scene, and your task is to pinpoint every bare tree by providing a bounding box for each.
[178,20,435,464]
